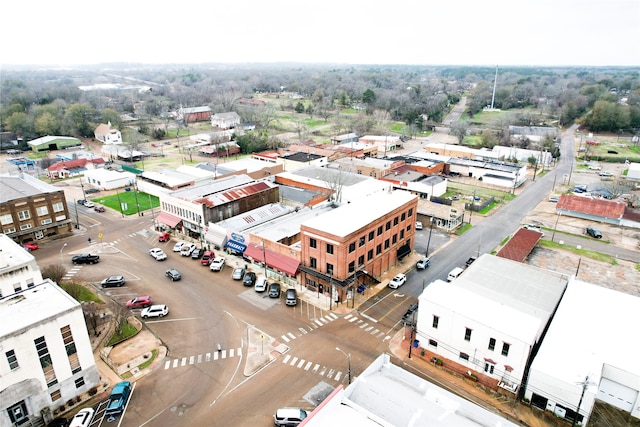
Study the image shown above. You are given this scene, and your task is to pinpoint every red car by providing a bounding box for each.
[126,296,152,309]
[94,206,105,212]
[200,251,215,265]
[24,242,38,251]
[158,232,171,242]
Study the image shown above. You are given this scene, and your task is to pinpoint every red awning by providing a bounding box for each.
[156,212,182,228]
[244,243,299,276]
[484,358,497,364]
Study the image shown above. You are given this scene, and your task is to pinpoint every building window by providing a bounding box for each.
[7,401,28,425]
[428,339,438,348]
[348,261,355,273]
[6,350,19,370]
[401,212,406,221]
[464,328,472,341]
[385,221,391,231]
[35,336,57,387]
[358,255,364,266]
[408,208,413,217]
[348,242,356,253]
[55,215,66,222]
[502,342,511,357]
[36,206,49,216]
[384,239,390,249]
[460,352,470,361]
[368,231,374,241]
[0,213,13,225]
[75,377,85,388]
[18,210,31,220]
[61,325,81,374]
[400,229,404,240]
[14,283,22,292]
[50,390,62,401]
[326,244,334,255]
[484,362,495,374]
[367,249,374,261]
[394,216,399,226]
[4,227,17,234]
[359,236,365,247]
[375,244,381,255]
[309,238,317,249]
[377,226,383,236]
[326,263,334,275]
[392,234,397,244]
[41,218,53,225]
[20,224,32,231]
[432,315,439,329]
[52,202,64,213]
[309,257,317,269]
[488,338,496,351]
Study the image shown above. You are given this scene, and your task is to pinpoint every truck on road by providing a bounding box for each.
[105,381,131,417]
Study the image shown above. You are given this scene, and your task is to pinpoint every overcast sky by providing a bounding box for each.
[3,0,639,67]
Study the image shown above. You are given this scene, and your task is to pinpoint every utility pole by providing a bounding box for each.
[572,376,591,427]
[425,216,434,257]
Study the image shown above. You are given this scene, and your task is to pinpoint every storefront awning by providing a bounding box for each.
[244,243,299,276]
[205,224,227,247]
[156,212,182,228]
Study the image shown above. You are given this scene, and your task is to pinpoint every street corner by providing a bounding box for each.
[243,326,279,377]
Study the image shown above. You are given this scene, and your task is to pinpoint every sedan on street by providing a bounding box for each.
[173,242,186,252]
[149,248,167,261]
[72,254,100,265]
[23,242,39,251]
[166,269,182,281]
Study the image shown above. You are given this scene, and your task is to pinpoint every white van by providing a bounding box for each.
[447,267,464,282]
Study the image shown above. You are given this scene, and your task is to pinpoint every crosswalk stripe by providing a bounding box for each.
[229,348,234,358]
[328,313,338,320]
[319,366,326,376]
[181,357,186,366]
[173,359,178,368]
[206,353,211,362]
[197,354,202,363]
[290,357,298,366]
[299,328,308,334]
[314,319,323,327]
[335,372,342,381]
[283,355,291,364]
[189,356,195,365]
[287,332,296,340]
[214,352,219,360]
[281,335,290,343]
[297,359,305,368]
[304,361,312,370]
[327,369,335,379]
[313,364,320,373]
[360,323,368,329]
[344,314,353,320]
[349,317,358,323]
[164,361,170,370]
[365,326,374,332]
[372,329,379,335]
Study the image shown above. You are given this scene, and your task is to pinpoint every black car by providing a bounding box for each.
[72,254,100,264]
[77,199,87,205]
[268,282,281,298]
[243,271,257,287]
[191,248,203,259]
[166,269,182,281]
[586,227,603,239]
[101,275,125,288]
[85,188,101,194]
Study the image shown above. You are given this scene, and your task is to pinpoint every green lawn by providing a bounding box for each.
[92,191,159,216]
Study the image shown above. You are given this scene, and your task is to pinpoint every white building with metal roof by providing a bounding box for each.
[525,279,640,425]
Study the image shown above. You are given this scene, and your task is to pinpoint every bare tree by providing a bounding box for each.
[83,301,100,337]
[449,121,469,143]
[112,303,129,336]
[41,264,67,284]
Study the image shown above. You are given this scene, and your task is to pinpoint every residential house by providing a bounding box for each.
[93,122,122,145]
[0,235,100,426]
[415,254,568,394]
[0,173,72,243]
[210,112,241,129]
[46,158,105,180]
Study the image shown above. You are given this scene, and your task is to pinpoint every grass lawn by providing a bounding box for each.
[107,321,138,347]
[59,283,103,303]
[92,191,159,216]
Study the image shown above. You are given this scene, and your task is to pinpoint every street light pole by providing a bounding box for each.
[335,347,351,384]
[60,243,67,265]
[425,216,434,257]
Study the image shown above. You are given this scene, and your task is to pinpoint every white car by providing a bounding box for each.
[69,408,95,427]
[173,242,186,252]
[141,304,169,319]
[180,243,197,256]
[415,221,423,230]
[254,275,268,292]
[210,257,225,271]
[587,164,602,170]
[388,273,407,289]
[83,201,95,208]
[149,248,167,261]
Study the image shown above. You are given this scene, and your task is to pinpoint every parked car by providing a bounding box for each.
[416,257,430,270]
[232,267,245,280]
[141,304,169,319]
[402,303,419,323]
[72,254,100,265]
[243,271,257,286]
[172,242,186,252]
[105,381,131,416]
[101,275,125,288]
[180,243,197,256]
[388,273,407,289]
[465,256,478,267]
[83,201,95,208]
[285,288,297,306]
[126,296,152,309]
[149,248,167,261]
[69,408,94,427]
[158,232,171,242]
[254,275,268,292]
[548,195,559,202]
[23,242,39,251]
[268,282,281,298]
[94,206,105,212]
[599,171,613,177]
[274,408,308,426]
[77,199,87,206]
[201,251,215,265]
[166,269,182,281]
[523,225,544,235]
[210,257,225,271]
[191,248,203,259]
[588,164,602,170]
[415,221,423,230]
[85,188,100,194]
[586,227,603,239]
